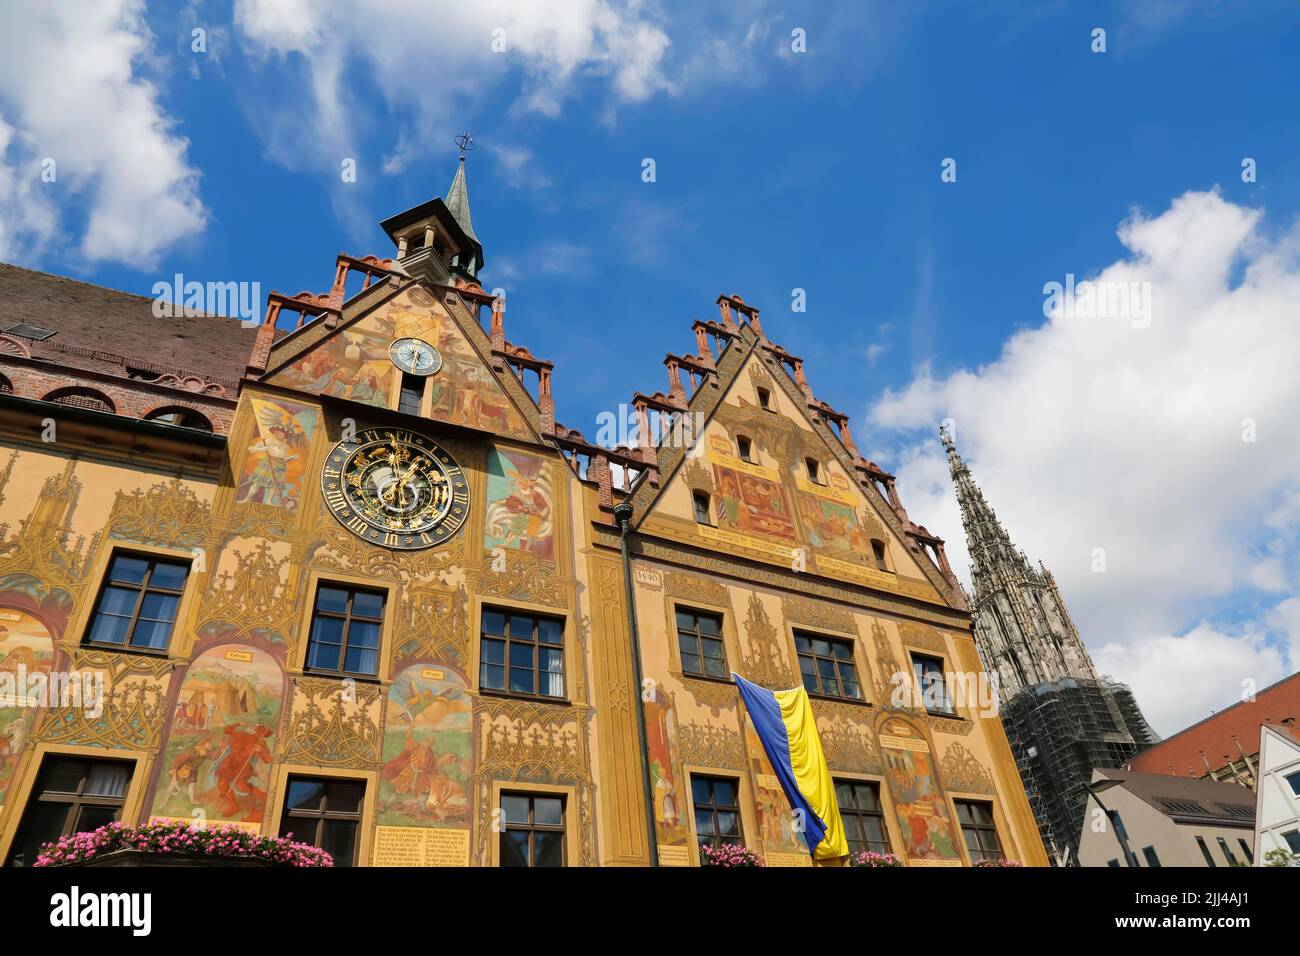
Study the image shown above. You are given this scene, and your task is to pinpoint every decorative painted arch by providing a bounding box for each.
[0,608,57,807]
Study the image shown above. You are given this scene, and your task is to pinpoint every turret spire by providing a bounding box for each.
[446,132,478,244]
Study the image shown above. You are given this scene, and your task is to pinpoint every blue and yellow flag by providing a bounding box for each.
[733,673,849,861]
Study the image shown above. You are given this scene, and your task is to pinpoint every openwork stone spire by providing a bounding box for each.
[941,427,1098,697]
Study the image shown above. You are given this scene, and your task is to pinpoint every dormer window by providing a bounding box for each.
[737,436,753,463]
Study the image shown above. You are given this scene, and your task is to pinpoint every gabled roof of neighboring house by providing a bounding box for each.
[1127,672,1300,779]
[1095,768,1256,827]
[0,261,262,388]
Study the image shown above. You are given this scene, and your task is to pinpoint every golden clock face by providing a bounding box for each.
[321,428,468,550]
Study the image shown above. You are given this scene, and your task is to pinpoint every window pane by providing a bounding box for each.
[316,587,349,614]
[74,805,119,834]
[348,621,381,649]
[139,592,180,623]
[716,810,740,837]
[713,778,738,804]
[98,586,139,617]
[795,635,811,652]
[680,652,700,675]
[675,611,694,631]
[698,615,720,637]
[812,639,830,657]
[537,618,563,646]
[510,667,533,694]
[834,781,854,807]
[481,639,505,665]
[832,641,853,660]
[309,616,345,647]
[540,648,564,675]
[502,796,531,824]
[694,809,715,838]
[351,591,385,619]
[533,797,563,826]
[42,760,88,794]
[510,644,534,669]
[534,831,564,867]
[129,618,174,650]
[799,655,816,676]
[801,673,818,694]
[703,655,726,678]
[321,820,358,866]
[691,777,711,805]
[508,615,535,639]
[286,779,326,811]
[482,610,506,636]
[307,641,341,671]
[326,781,364,813]
[148,561,189,591]
[109,556,149,584]
[678,634,698,657]
[857,784,881,811]
[501,831,530,867]
[702,638,725,660]
[10,802,69,867]
[480,663,505,690]
[87,613,130,646]
[344,646,378,676]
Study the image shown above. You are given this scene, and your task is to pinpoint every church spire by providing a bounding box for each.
[446,132,479,245]
[940,426,1026,585]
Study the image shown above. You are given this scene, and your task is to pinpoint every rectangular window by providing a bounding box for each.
[397,372,423,415]
[794,631,861,701]
[757,387,772,410]
[1284,830,1300,854]
[1196,836,1217,866]
[499,792,565,867]
[480,608,566,700]
[1238,838,1253,864]
[955,799,1004,863]
[1286,770,1300,796]
[6,757,132,867]
[84,552,189,652]
[692,775,743,849]
[1216,837,1238,866]
[912,654,953,714]
[1142,845,1161,867]
[305,584,386,678]
[1106,858,1120,867]
[835,780,890,856]
[676,609,726,679]
[692,490,713,526]
[278,776,364,866]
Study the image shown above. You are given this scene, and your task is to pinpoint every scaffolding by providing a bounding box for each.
[1002,677,1153,863]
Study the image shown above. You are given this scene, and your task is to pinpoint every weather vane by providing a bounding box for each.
[455,131,474,158]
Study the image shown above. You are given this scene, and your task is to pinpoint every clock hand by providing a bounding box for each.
[383,459,422,506]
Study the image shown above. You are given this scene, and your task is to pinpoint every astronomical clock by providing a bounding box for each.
[321,427,468,550]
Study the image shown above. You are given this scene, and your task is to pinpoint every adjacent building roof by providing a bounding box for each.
[1127,672,1300,779]
[0,262,260,387]
[1094,768,1256,827]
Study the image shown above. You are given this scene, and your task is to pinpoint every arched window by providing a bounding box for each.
[692,490,713,526]
[44,388,114,414]
[144,407,213,431]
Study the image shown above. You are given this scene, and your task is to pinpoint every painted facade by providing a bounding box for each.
[0,169,1047,868]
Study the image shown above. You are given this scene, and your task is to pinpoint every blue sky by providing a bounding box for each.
[3,0,1300,733]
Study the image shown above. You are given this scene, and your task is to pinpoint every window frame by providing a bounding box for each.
[691,773,745,851]
[692,489,714,526]
[5,755,135,867]
[277,774,366,867]
[498,791,567,867]
[793,628,864,702]
[1196,835,1217,866]
[478,606,568,702]
[954,798,1005,863]
[756,386,773,411]
[1216,837,1238,866]
[304,583,388,680]
[736,435,753,463]
[835,778,892,857]
[1141,844,1162,867]
[805,457,822,484]
[674,607,728,682]
[911,652,955,716]
[82,550,191,655]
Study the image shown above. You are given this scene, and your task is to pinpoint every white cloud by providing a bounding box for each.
[0,0,206,268]
[871,190,1300,735]
[233,0,674,174]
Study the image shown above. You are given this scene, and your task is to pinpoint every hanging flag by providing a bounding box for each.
[732,672,849,861]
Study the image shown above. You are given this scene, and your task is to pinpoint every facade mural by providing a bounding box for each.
[711,456,796,544]
[644,689,690,851]
[484,447,555,560]
[878,717,963,864]
[744,716,808,863]
[796,477,877,559]
[235,397,320,509]
[271,310,398,408]
[0,610,55,808]
[150,643,284,825]
[377,664,472,828]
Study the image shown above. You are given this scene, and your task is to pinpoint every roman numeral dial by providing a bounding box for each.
[320,428,469,550]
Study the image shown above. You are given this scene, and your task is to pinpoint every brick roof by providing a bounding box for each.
[1128,671,1300,778]
[0,261,259,386]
